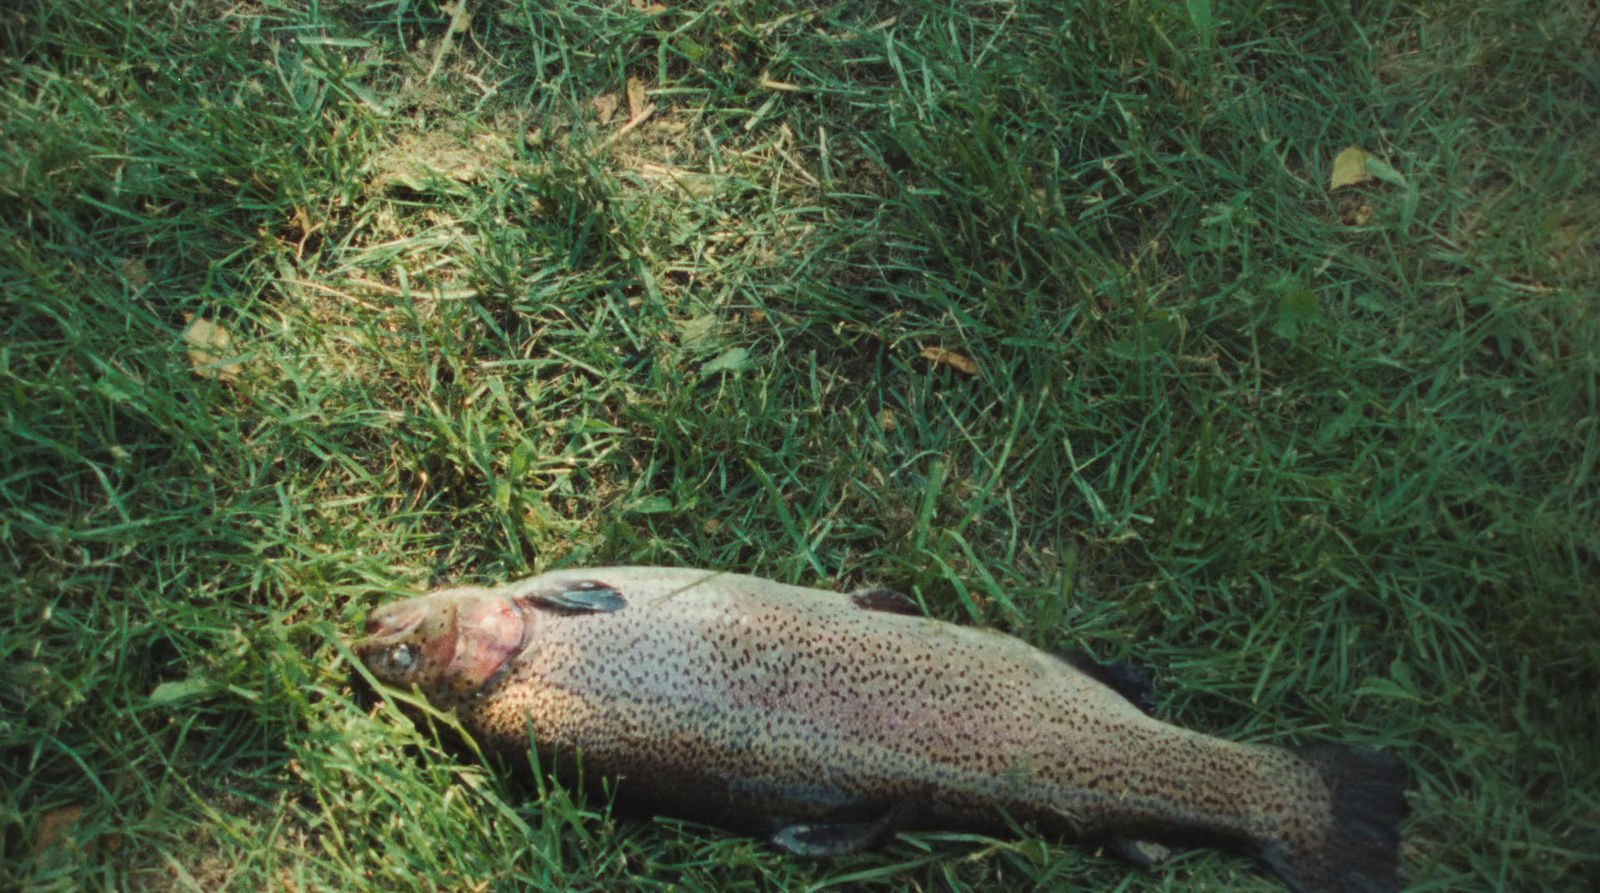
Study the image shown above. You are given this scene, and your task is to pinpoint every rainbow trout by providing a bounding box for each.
[353,567,1408,893]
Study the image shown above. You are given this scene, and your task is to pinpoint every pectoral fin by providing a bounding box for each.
[511,579,626,614]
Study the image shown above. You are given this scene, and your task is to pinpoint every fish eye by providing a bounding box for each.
[387,644,416,671]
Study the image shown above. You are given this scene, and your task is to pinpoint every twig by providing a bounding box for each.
[426,0,483,85]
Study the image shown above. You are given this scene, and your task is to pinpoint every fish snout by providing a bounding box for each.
[360,600,429,641]
[353,596,461,683]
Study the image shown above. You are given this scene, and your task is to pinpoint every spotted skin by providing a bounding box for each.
[355,567,1406,893]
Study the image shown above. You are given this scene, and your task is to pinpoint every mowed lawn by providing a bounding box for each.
[4,0,1597,890]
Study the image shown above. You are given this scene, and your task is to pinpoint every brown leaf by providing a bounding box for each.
[182,315,243,383]
[119,258,151,288]
[920,346,978,375]
[651,116,687,136]
[592,93,619,124]
[626,77,648,122]
[35,805,83,856]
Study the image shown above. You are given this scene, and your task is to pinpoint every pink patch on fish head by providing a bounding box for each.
[442,597,529,696]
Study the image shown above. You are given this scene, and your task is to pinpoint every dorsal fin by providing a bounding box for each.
[511,579,626,614]
[849,588,922,616]
[1055,649,1156,714]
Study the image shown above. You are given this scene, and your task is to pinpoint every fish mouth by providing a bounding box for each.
[353,617,418,657]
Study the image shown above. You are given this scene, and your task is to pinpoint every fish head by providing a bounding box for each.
[353,586,529,705]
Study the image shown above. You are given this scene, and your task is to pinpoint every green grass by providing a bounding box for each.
[4,0,1598,889]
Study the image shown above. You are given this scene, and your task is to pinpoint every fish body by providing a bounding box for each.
[354,566,1408,893]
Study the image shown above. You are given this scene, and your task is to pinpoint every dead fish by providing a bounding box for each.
[353,566,1409,893]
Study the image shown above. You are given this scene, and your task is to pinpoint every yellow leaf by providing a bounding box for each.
[626,77,648,122]
[183,315,243,383]
[920,347,978,375]
[1330,146,1375,190]
[592,94,619,124]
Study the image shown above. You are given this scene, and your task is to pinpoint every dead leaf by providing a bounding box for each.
[651,117,687,136]
[372,131,513,191]
[920,347,978,375]
[183,315,243,383]
[592,94,619,124]
[1351,204,1374,225]
[674,313,722,351]
[701,347,749,375]
[439,1,471,32]
[119,258,151,288]
[35,805,83,856]
[1330,146,1375,190]
[878,409,898,433]
[626,77,648,121]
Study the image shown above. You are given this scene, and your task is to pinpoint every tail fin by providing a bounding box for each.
[1263,744,1411,893]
